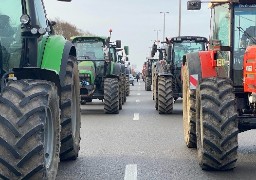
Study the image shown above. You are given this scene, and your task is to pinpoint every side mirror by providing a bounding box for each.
[124,46,129,55]
[50,21,56,27]
[116,40,121,48]
[187,1,201,10]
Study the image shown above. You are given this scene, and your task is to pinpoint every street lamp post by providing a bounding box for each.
[160,11,169,41]
[179,0,181,36]
[154,29,161,44]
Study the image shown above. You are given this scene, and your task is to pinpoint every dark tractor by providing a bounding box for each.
[144,57,158,91]
[183,0,256,170]
[72,35,123,114]
[152,36,208,114]
[0,0,81,179]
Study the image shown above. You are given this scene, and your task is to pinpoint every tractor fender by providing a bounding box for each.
[121,64,126,74]
[41,35,76,87]
[111,62,121,77]
[185,51,217,89]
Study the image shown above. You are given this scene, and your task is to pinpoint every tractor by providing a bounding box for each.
[152,36,208,114]
[183,0,256,171]
[144,57,158,91]
[72,35,124,113]
[0,0,81,179]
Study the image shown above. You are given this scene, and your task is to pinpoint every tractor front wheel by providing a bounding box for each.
[145,77,151,91]
[60,57,81,161]
[196,78,238,170]
[158,76,173,114]
[104,78,119,114]
[0,80,60,179]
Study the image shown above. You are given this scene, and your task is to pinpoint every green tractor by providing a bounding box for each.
[0,0,81,179]
[72,35,124,113]
[152,36,208,114]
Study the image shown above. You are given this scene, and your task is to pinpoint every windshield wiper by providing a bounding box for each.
[237,26,256,44]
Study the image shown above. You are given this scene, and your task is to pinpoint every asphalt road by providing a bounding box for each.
[57,80,256,180]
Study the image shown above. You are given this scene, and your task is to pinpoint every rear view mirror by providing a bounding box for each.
[187,1,201,10]
[116,40,121,48]
[124,46,129,55]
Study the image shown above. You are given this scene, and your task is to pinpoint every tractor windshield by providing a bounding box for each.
[74,41,104,60]
[173,41,205,67]
[234,4,256,70]
[0,0,22,72]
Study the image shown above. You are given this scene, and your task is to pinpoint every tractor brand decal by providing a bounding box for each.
[190,74,198,90]
[217,59,225,67]
[246,65,253,72]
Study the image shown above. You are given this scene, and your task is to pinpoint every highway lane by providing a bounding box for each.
[57,80,256,180]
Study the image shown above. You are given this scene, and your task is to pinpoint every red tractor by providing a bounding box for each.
[183,0,256,170]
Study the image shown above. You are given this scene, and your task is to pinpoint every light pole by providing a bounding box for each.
[160,11,169,41]
[178,0,181,36]
[154,29,161,44]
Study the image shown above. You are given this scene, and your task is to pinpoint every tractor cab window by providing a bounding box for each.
[74,41,104,60]
[0,0,23,72]
[109,47,117,62]
[173,41,205,67]
[234,4,256,70]
[34,0,48,30]
[211,4,230,46]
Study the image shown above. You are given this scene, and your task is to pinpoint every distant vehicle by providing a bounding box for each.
[129,74,134,86]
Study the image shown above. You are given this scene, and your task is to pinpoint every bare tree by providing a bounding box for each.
[51,18,93,40]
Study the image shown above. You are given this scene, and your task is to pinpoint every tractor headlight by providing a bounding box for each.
[38,28,46,35]
[20,14,30,25]
[31,28,38,35]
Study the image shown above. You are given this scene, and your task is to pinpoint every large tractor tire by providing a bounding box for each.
[182,65,197,148]
[145,77,151,91]
[119,79,123,110]
[122,76,126,103]
[126,76,130,96]
[60,57,81,161]
[104,78,119,114]
[196,78,238,170]
[0,80,60,179]
[158,76,173,114]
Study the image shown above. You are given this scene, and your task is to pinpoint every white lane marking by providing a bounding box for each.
[136,99,140,103]
[133,113,139,120]
[124,164,137,180]
[137,93,141,96]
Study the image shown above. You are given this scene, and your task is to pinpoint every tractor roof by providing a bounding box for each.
[208,0,255,8]
[170,36,208,43]
[71,36,107,43]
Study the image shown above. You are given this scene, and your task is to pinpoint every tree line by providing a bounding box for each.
[52,18,93,40]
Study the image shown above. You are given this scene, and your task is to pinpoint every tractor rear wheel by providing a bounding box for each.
[104,78,119,114]
[0,80,60,179]
[196,78,238,170]
[182,65,197,148]
[126,76,130,96]
[158,76,173,114]
[60,57,81,161]
[145,77,151,91]
[122,76,126,103]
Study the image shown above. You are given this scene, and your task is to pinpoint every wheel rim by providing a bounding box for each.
[71,82,77,136]
[44,107,54,169]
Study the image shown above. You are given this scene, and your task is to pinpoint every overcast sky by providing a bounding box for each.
[44,0,210,71]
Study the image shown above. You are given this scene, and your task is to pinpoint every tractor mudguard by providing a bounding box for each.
[41,35,76,86]
[185,51,217,89]
[110,62,121,77]
[121,64,126,74]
